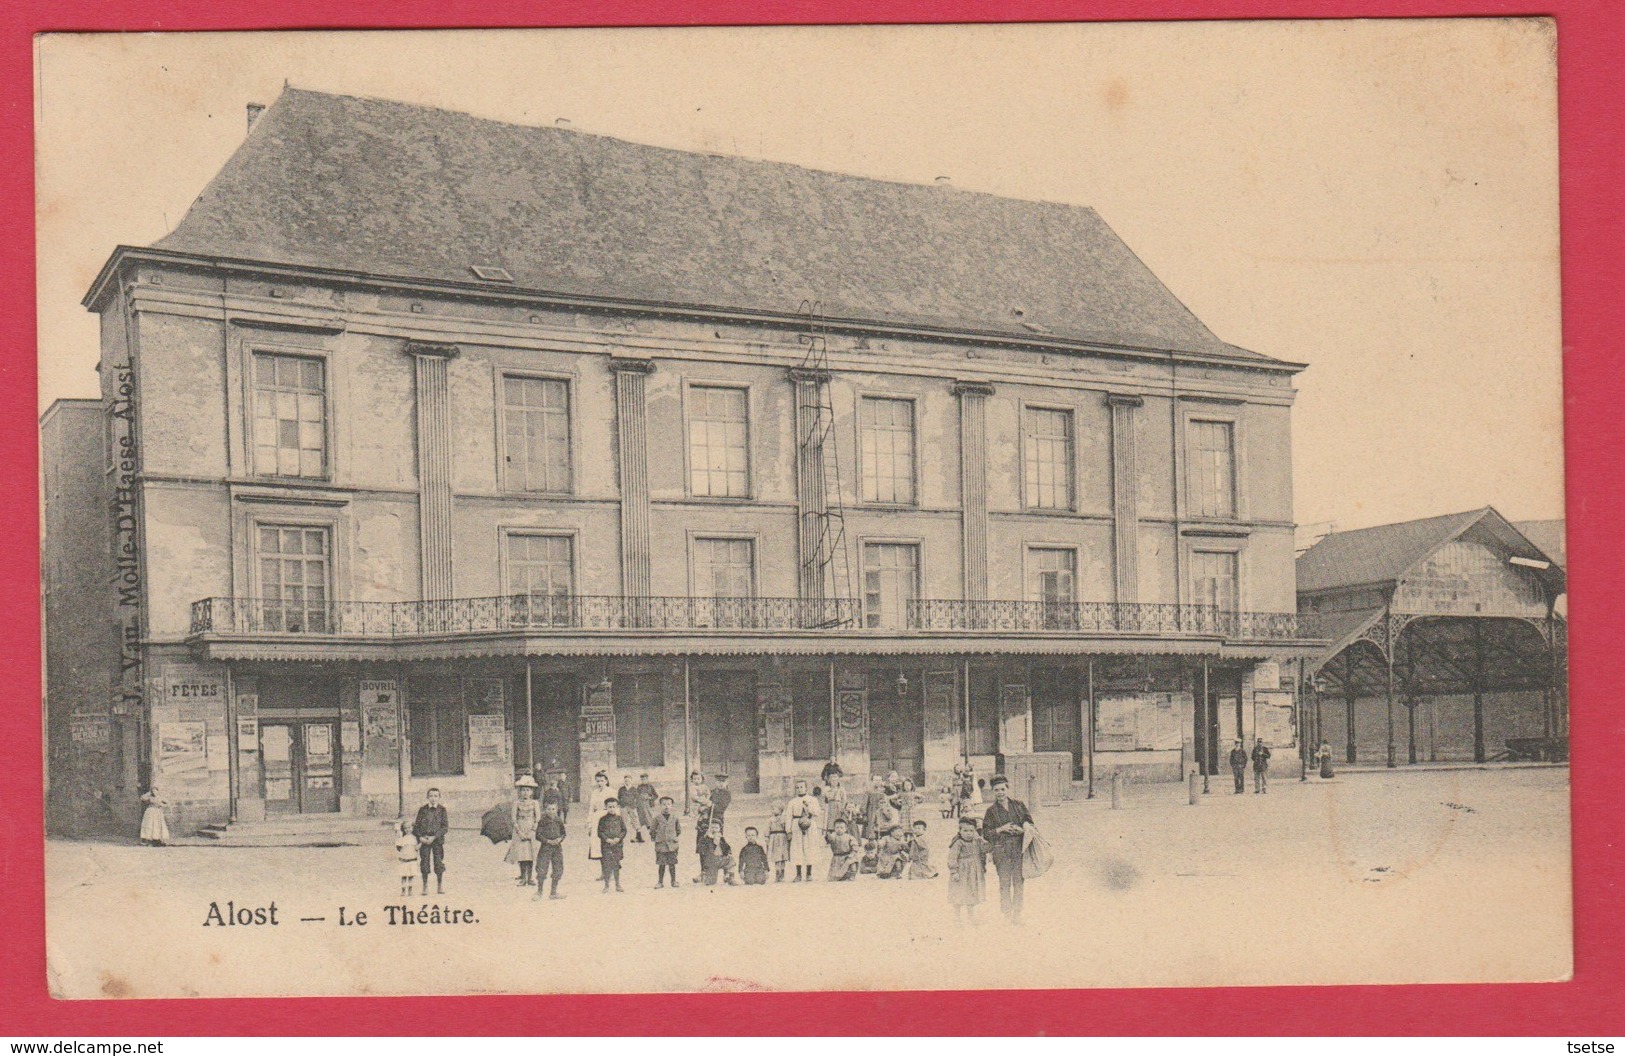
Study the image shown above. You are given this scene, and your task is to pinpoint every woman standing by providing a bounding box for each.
[1317,740,1336,779]
[785,779,824,882]
[505,775,542,885]
[138,787,170,846]
[585,770,613,862]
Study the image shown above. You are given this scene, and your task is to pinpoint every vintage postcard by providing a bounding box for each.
[36,21,1568,1000]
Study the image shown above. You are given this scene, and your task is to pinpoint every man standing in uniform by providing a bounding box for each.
[981,774,1035,925]
[412,787,449,895]
[1228,740,1249,794]
[1251,737,1273,794]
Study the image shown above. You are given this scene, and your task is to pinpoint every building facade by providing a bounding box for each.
[1297,508,1567,766]
[47,89,1321,834]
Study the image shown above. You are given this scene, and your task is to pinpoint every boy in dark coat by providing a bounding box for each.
[532,799,567,900]
[597,798,628,892]
[651,795,682,889]
[738,826,770,885]
[709,773,733,833]
[412,787,449,895]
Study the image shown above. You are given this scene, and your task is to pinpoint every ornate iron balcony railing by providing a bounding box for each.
[190,595,1323,641]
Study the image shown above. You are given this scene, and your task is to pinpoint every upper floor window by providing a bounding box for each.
[694,537,755,598]
[257,524,330,633]
[688,386,750,498]
[863,542,920,630]
[502,375,571,493]
[505,532,575,598]
[1027,546,1077,606]
[1188,419,1237,519]
[860,397,916,504]
[253,353,327,478]
[1191,550,1239,613]
[1024,407,1075,510]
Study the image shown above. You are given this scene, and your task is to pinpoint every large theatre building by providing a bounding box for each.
[45,89,1322,835]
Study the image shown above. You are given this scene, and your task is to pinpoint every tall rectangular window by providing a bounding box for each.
[791,670,833,761]
[408,676,464,776]
[860,397,916,504]
[863,542,920,629]
[503,375,571,493]
[1188,419,1237,518]
[614,672,665,768]
[1027,547,1077,629]
[257,525,330,633]
[1027,547,1077,605]
[694,537,755,598]
[253,353,326,478]
[1023,407,1075,510]
[1191,550,1239,612]
[505,533,574,626]
[688,386,750,497]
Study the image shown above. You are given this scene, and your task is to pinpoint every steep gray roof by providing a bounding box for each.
[152,88,1280,363]
[1296,510,1486,594]
[1297,507,1564,595]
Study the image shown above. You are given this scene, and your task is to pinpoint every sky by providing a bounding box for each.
[33,22,1564,534]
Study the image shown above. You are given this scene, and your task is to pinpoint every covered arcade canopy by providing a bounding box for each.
[1297,507,1566,766]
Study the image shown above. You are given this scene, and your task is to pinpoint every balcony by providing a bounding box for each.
[190,595,1323,643]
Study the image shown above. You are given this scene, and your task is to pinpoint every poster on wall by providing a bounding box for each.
[69,718,111,751]
[467,713,506,764]
[1256,690,1297,747]
[1142,693,1187,750]
[157,721,208,779]
[1096,693,1188,750]
[1095,694,1140,751]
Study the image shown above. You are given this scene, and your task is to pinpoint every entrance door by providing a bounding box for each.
[1031,670,1083,779]
[529,675,583,801]
[695,670,759,792]
[260,721,340,814]
[869,673,924,784]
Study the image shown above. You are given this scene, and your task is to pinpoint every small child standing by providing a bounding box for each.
[825,818,860,881]
[905,819,938,879]
[875,824,909,879]
[766,805,791,883]
[697,820,739,886]
[532,799,567,901]
[738,826,770,885]
[597,798,628,893]
[947,816,990,925]
[651,795,682,889]
[394,820,418,896]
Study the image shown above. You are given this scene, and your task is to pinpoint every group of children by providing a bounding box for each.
[408,765,1013,923]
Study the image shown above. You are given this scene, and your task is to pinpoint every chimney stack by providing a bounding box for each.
[247,103,265,131]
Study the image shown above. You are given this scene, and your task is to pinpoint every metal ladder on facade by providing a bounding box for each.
[796,300,856,626]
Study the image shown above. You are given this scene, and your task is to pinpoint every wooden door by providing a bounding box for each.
[695,671,759,792]
[868,679,924,784]
[300,721,340,813]
[261,723,297,815]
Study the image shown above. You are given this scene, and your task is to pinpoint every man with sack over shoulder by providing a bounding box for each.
[981,774,1036,925]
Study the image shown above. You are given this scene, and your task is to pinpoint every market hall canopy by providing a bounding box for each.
[1296,507,1567,763]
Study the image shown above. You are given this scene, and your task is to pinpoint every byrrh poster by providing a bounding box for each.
[36,22,1568,1000]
